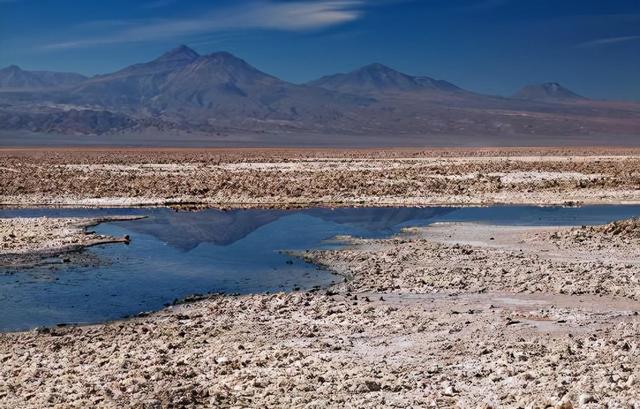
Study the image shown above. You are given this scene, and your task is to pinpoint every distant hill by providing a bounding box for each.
[0,46,638,144]
[308,63,461,95]
[62,46,371,126]
[0,65,87,90]
[514,82,586,101]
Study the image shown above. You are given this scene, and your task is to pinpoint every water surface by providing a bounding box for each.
[1,205,639,331]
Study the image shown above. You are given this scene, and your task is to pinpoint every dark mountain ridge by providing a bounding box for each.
[514,82,586,101]
[0,45,638,143]
[308,63,462,95]
[0,65,87,90]
[56,46,372,126]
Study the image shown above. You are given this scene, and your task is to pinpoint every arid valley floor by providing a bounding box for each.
[1,148,640,408]
[2,147,640,208]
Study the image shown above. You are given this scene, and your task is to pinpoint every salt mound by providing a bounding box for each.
[595,218,640,238]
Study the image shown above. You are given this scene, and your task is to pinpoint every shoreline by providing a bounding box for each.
[0,215,145,268]
[2,218,639,407]
[3,197,640,209]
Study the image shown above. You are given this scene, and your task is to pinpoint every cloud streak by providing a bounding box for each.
[578,35,640,48]
[462,0,511,11]
[141,0,179,9]
[44,0,364,50]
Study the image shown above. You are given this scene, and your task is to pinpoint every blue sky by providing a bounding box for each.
[1,0,639,100]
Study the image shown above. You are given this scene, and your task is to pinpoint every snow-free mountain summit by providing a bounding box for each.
[308,63,462,95]
[0,45,638,144]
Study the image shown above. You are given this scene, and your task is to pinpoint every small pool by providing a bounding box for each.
[1,205,639,332]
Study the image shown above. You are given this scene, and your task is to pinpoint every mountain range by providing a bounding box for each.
[308,63,463,95]
[0,45,638,145]
[513,82,585,101]
[0,65,87,90]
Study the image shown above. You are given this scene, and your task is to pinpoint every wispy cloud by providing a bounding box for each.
[141,0,179,10]
[578,35,640,48]
[44,0,364,50]
[459,0,511,12]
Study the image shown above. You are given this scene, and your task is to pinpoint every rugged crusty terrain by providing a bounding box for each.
[1,218,639,408]
[307,221,640,300]
[546,217,640,244]
[0,216,141,267]
[2,147,640,207]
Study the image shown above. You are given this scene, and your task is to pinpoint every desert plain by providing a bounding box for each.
[1,147,640,408]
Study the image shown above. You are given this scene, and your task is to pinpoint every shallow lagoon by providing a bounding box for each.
[2,205,640,331]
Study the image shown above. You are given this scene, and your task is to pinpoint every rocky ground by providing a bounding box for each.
[0,216,142,267]
[307,221,640,300]
[1,147,640,207]
[1,217,639,408]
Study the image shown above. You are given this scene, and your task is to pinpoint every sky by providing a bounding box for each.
[1,0,639,100]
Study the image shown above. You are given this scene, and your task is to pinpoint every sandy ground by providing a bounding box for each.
[2,148,640,207]
[1,217,639,408]
[0,216,143,267]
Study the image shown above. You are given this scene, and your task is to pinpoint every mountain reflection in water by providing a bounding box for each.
[116,207,454,251]
[2,205,640,331]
